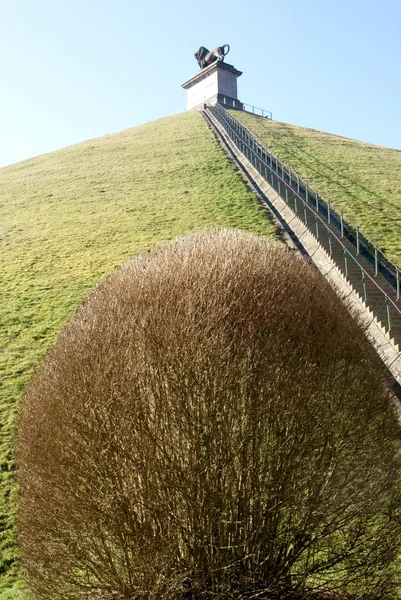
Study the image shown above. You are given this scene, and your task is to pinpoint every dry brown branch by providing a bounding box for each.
[17,229,401,600]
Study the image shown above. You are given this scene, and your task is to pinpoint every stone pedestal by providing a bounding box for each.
[182,62,243,111]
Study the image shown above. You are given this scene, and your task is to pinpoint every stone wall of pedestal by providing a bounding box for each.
[218,67,238,99]
[182,62,243,111]
[186,68,219,109]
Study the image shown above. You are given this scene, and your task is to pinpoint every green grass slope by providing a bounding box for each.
[0,110,277,596]
[230,111,401,265]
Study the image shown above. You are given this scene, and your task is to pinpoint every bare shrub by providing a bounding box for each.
[18,229,401,600]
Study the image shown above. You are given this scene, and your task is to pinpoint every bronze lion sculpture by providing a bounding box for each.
[194,44,230,69]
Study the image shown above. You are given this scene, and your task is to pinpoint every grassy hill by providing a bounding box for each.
[0,111,277,598]
[230,111,401,265]
[2,107,401,599]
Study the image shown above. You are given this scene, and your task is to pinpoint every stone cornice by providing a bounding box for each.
[182,62,242,89]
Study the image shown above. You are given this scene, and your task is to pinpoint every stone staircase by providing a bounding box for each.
[280,179,401,351]
[203,103,401,382]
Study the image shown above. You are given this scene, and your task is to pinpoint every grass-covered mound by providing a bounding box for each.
[18,230,401,600]
[230,111,401,264]
[0,112,276,595]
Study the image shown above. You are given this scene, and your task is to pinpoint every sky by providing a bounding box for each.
[1,0,400,168]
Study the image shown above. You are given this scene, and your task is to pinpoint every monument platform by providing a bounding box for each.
[182,62,243,111]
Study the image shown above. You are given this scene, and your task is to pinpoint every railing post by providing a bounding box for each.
[375,247,378,276]
[305,183,308,203]
[397,269,400,301]
[285,187,288,204]
[362,271,367,302]
[344,249,348,277]
[327,202,331,224]
[289,169,292,187]
[315,216,319,239]
[386,297,392,331]
[340,212,344,238]
[356,228,360,255]
[315,193,319,212]
[328,231,333,257]
[304,205,308,225]
[297,174,300,194]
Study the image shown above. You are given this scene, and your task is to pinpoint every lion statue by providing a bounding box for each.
[194,44,230,69]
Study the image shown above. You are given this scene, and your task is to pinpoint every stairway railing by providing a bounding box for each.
[241,103,272,119]
[205,103,401,337]
[206,102,401,298]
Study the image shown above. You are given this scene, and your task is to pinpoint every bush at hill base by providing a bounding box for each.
[18,229,401,600]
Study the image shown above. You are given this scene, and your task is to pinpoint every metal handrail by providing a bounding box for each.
[241,103,272,119]
[205,103,401,328]
[218,98,273,119]
[208,102,401,297]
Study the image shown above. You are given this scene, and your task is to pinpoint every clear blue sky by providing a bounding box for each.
[1,0,400,168]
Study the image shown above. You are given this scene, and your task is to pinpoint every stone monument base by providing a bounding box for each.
[182,62,243,111]
[203,94,243,110]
